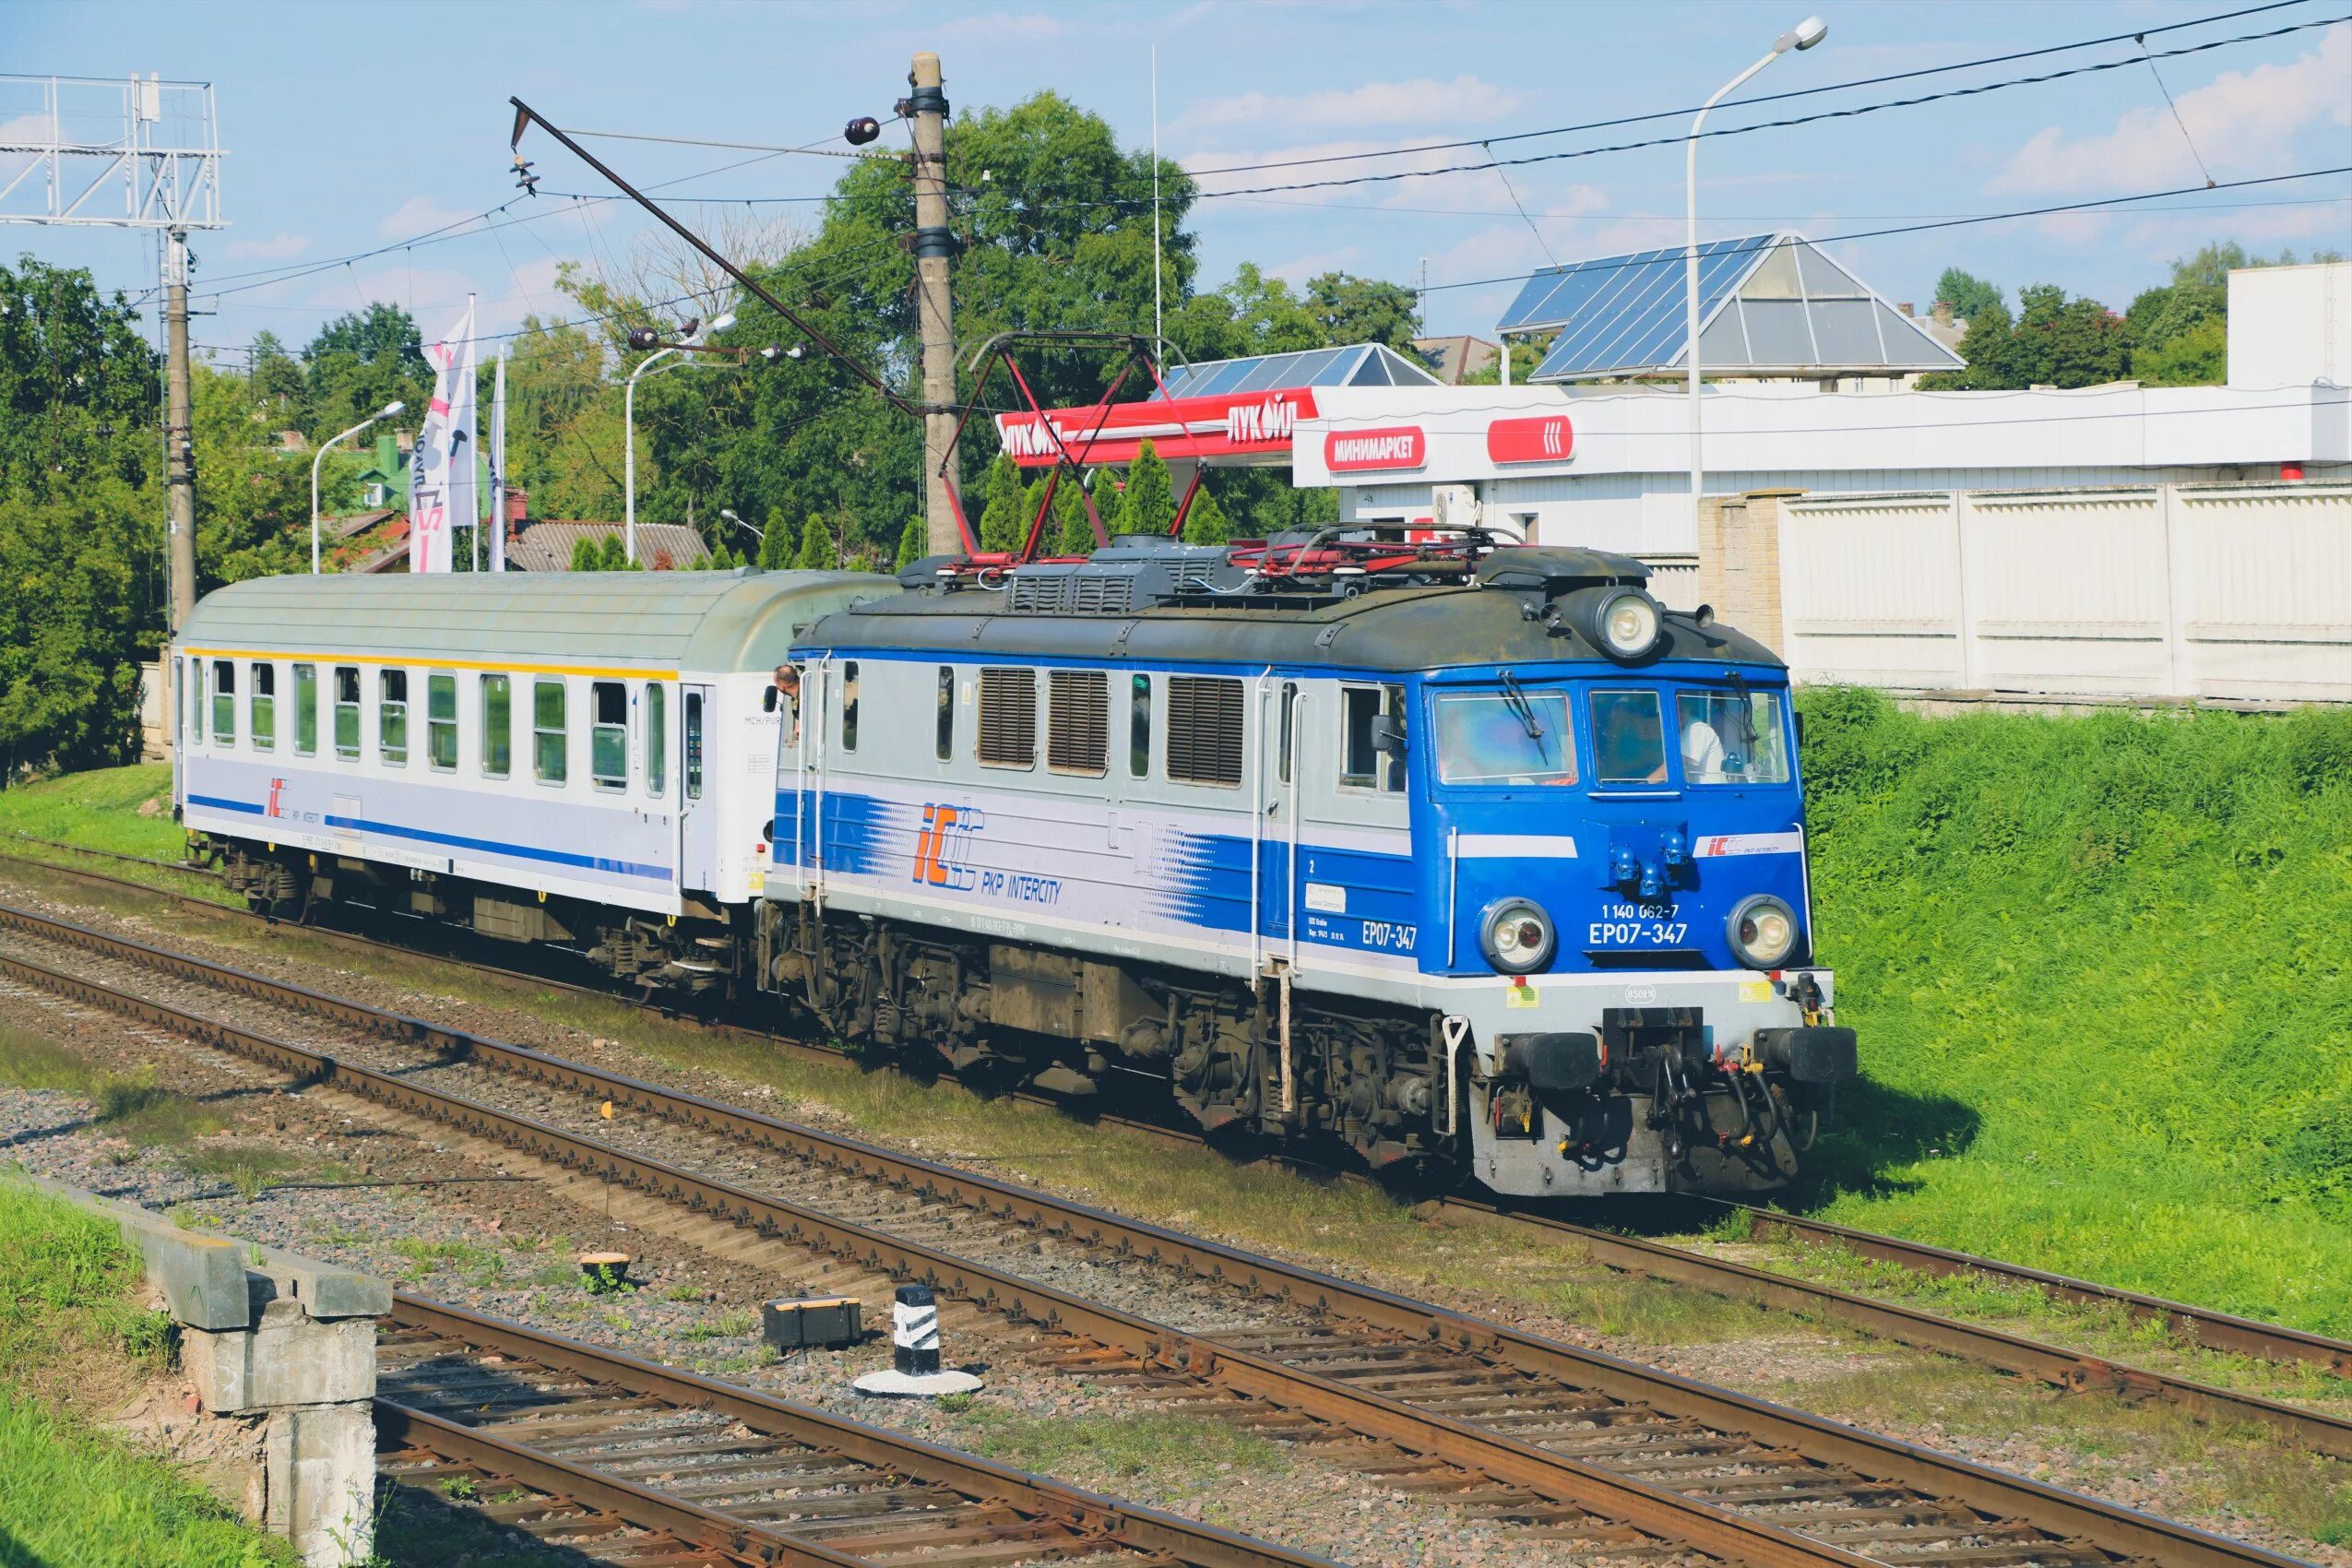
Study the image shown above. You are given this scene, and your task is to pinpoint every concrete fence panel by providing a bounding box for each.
[1776,492,1966,688]
[2173,483,2352,703]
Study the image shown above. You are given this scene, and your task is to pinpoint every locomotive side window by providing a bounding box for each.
[841,661,860,754]
[1128,674,1151,778]
[1676,690,1790,785]
[210,659,235,745]
[481,674,512,778]
[684,691,704,800]
[379,670,410,766]
[1434,692,1575,786]
[249,663,276,752]
[645,683,667,797]
[1047,671,1109,777]
[935,667,955,761]
[1339,684,1408,792]
[1591,690,1668,786]
[333,667,361,760]
[1277,682,1298,784]
[589,681,627,791]
[978,667,1037,769]
[292,664,318,756]
[1165,675,1244,788]
[533,679,567,784]
[426,672,457,771]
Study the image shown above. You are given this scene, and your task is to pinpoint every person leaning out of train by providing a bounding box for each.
[771,663,802,744]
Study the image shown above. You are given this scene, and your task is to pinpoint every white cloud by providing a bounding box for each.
[378,196,478,238]
[223,231,310,262]
[1182,76,1523,134]
[1988,24,2351,196]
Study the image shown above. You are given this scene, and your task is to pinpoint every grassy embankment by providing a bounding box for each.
[5,720,2350,1342]
[0,1176,291,1566]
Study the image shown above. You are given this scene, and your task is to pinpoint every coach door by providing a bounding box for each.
[679,685,718,893]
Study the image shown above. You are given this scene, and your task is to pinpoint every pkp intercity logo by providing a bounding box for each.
[911,804,985,890]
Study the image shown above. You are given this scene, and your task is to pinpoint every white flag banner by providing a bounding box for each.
[408,299,478,574]
[488,349,509,573]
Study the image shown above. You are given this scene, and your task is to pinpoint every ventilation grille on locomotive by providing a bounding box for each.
[1165,676,1245,787]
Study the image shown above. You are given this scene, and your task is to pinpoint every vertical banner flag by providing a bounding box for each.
[408,299,478,573]
[488,348,509,573]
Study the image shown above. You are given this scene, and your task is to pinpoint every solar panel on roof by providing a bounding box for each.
[1147,342,1439,399]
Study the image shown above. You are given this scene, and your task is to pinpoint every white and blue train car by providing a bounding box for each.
[175,570,890,987]
[770,540,1857,1198]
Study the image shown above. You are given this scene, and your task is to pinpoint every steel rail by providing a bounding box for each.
[0,907,2313,1568]
[386,1292,1344,1568]
[4,854,2347,1405]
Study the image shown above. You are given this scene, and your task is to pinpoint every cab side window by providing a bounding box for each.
[1339,684,1407,792]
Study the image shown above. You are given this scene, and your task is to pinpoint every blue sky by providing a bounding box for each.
[9,0,2350,361]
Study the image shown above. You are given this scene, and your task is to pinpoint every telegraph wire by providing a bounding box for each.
[1184,0,2323,177]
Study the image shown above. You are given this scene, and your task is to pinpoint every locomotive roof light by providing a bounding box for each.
[1479,897,1557,976]
[1727,894,1799,970]
[1550,582,1664,661]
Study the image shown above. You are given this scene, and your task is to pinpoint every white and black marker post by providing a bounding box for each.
[853,1284,982,1398]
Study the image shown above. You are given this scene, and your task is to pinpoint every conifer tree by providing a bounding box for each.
[1182,485,1235,546]
[1052,475,1096,556]
[598,534,628,571]
[708,541,736,570]
[1111,440,1175,535]
[894,514,927,570]
[756,513,795,570]
[569,537,601,571]
[1016,477,1051,555]
[795,514,833,570]
[976,452,1023,553]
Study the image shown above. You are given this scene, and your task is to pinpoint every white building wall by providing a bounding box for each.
[2229,263,2352,391]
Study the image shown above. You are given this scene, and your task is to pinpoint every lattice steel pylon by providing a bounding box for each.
[1,73,228,776]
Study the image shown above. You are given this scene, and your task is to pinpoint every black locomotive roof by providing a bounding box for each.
[800,551,1784,675]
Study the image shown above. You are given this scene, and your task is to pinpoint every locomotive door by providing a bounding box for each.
[1257,679,1301,955]
[679,685,717,894]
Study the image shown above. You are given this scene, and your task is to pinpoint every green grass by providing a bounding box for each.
[0,1177,291,1567]
[0,1036,226,1151]
[0,761,184,860]
[1796,689,2352,1336]
[941,1407,1288,1484]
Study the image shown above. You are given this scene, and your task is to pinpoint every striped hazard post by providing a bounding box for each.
[853,1284,982,1398]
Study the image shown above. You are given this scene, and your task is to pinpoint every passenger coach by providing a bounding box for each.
[175,570,890,988]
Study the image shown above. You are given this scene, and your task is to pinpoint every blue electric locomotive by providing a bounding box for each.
[766,536,1854,1198]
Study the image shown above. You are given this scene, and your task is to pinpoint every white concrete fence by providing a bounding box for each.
[1700,481,2352,705]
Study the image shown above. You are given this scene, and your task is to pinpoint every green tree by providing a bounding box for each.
[795,515,834,569]
[1305,272,1420,350]
[1051,476,1096,555]
[893,514,927,569]
[1461,333,1554,386]
[570,537,602,571]
[1182,483,1234,546]
[0,478,147,779]
[1920,285,2127,391]
[598,534,628,571]
[976,453,1024,553]
[1111,439,1176,535]
[1016,477,1051,555]
[755,513,796,569]
[1932,267,2005,324]
[302,303,432,439]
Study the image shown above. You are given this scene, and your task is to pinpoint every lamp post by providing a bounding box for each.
[311,400,405,574]
[720,506,762,542]
[1686,16,1824,536]
[624,311,735,564]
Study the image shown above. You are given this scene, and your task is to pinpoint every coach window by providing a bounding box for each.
[590,681,627,791]
[379,670,409,766]
[427,672,458,771]
[481,674,512,778]
[1591,690,1668,787]
[645,683,667,797]
[934,667,955,761]
[1166,675,1244,788]
[1128,674,1151,778]
[978,667,1037,769]
[684,691,704,800]
[1048,670,1109,777]
[333,667,361,760]
[1339,684,1408,792]
[250,663,276,752]
[534,679,568,785]
[210,659,236,745]
[840,661,860,754]
[292,664,318,756]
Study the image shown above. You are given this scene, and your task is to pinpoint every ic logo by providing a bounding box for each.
[911,804,985,891]
[266,778,288,818]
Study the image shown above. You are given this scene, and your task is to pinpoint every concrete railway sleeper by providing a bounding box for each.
[0,907,2313,1568]
[379,1293,1342,1568]
[8,843,2348,1405]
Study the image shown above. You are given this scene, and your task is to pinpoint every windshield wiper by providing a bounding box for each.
[1498,670,1548,746]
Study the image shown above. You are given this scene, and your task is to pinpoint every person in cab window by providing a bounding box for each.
[1598,697,1669,785]
[773,663,802,744]
[1681,713,1729,783]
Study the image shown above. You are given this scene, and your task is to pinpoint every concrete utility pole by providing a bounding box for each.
[163,228,197,634]
[909,51,959,555]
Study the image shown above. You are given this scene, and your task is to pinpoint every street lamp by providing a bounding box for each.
[1686,16,1824,536]
[311,399,405,574]
[624,311,736,564]
[720,506,762,542]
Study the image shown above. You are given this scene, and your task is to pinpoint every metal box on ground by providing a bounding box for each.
[761,1295,862,1350]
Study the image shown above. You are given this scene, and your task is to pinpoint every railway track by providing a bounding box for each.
[0,900,2322,1568]
[378,1292,1338,1568]
[5,844,2347,1415]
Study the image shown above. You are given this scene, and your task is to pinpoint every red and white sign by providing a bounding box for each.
[994,389,1317,469]
[1486,414,1574,465]
[1323,425,1427,472]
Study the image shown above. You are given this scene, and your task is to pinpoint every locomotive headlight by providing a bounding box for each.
[1726,894,1799,969]
[1480,897,1557,975]
[1599,589,1659,659]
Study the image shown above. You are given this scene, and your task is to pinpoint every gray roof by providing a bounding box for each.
[1161,342,1441,398]
[507,521,711,573]
[1498,232,1966,383]
[181,569,896,675]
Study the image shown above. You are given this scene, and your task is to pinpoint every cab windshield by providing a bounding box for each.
[1435,691,1576,786]
[1677,688,1791,784]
